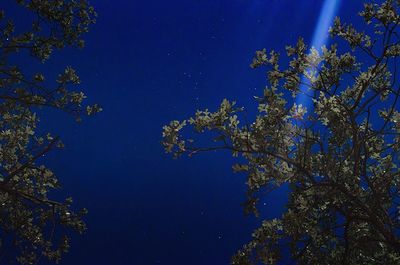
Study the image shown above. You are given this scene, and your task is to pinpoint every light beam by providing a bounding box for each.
[296,0,341,109]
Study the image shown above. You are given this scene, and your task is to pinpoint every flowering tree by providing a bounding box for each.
[162,1,400,264]
[0,1,100,264]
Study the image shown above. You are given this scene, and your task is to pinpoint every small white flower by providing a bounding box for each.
[291,103,307,120]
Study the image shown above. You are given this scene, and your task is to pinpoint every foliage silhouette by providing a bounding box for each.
[163,1,400,264]
[0,1,100,264]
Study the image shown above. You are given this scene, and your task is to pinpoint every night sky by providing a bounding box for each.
[15,1,366,264]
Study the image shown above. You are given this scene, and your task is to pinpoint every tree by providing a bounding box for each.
[0,1,100,264]
[162,1,400,264]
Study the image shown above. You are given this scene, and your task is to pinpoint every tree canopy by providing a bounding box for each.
[162,1,400,264]
[0,1,100,264]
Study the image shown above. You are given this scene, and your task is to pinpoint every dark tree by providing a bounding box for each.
[163,1,400,264]
[0,1,100,264]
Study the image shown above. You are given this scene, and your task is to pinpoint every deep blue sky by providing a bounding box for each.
[13,1,365,264]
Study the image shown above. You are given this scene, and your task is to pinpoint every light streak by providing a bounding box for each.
[296,0,341,109]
